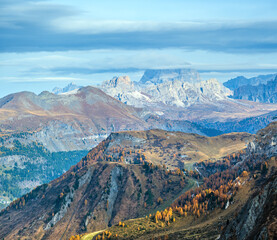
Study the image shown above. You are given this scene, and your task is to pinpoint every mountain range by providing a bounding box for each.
[99,71,277,126]
[223,73,277,103]
[0,78,230,207]
[0,68,276,239]
[101,75,233,108]
[0,87,146,152]
[223,73,277,90]
[232,76,277,103]
[0,69,275,205]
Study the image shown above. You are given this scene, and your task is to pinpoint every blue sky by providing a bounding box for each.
[1,0,277,97]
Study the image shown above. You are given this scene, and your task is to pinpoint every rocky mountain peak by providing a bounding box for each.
[102,74,232,108]
[110,76,132,87]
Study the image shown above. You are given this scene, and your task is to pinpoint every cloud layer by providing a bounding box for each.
[1,1,277,53]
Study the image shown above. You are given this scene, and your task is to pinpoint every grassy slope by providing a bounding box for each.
[100,129,252,171]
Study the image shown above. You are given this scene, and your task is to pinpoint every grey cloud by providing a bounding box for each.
[50,67,143,75]
[1,20,277,53]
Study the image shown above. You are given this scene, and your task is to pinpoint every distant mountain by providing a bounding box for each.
[223,73,277,90]
[0,86,226,210]
[140,68,201,85]
[101,73,277,124]
[101,73,232,108]
[142,78,232,107]
[0,85,226,153]
[0,87,146,152]
[198,109,277,134]
[232,76,277,103]
[52,82,81,95]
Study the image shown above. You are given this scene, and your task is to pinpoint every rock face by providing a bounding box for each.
[100,71,277,134]
[232,76,277,103]
[140,68,201,85]
[101,71,232,108]
[223,73,277,90]
[220,122,277,240]
[143,78,232,107]
[246,121,277,157]
[223,176,277,240]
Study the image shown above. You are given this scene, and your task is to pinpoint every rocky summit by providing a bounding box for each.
[101,70,233,108]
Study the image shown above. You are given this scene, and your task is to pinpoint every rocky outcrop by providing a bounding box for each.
[247,121,277,157]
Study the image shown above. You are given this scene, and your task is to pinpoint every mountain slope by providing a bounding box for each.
[79,122,277,240]
[220,122,277,240]
[0,129,252,240]
[0,134,87,209]
[0,85,226,153]
[0,144,185,239]
[0,86,146,152]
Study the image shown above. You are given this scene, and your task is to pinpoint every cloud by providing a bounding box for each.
[1,21,277,53]
[0,1,277,53]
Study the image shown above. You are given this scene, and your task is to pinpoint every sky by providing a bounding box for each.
[1,0,277,97]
